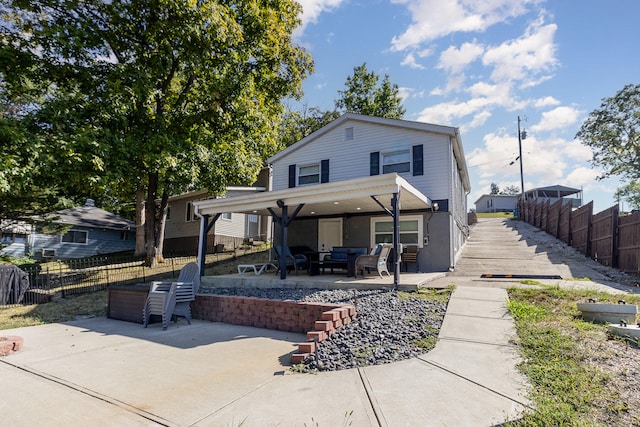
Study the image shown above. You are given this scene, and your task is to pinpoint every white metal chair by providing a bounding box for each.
[143,262,200,330]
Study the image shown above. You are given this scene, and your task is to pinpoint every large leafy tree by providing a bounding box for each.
[576,83,640,180]
[576,83,640,210]
[279,105,340,147]
[2,0,312,266]
[335,63,405,119]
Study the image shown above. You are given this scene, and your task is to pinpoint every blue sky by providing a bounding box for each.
[289,0,640,213]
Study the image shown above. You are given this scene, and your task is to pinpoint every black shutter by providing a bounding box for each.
[321,159,329,183]
[413,144,424,176]
[370,152,380,176]
[288,164,296,188]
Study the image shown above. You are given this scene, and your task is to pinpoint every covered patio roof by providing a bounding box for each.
[193,173,433,218]
[193,173,434,288]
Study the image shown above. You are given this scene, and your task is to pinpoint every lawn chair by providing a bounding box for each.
[143,262,200,330]
[402,245,419,272]
[355,243,392,278]
[274,246,308,275]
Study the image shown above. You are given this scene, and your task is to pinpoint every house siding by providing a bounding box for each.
[32,227,135,259]
[268,117,469,272]
[272,122,452,201]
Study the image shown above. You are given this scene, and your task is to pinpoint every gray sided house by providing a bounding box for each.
[29,200,135,260]
[474,194,518,213]
[164,186,272,256]
[193,113,471,279]
[523,185,583,207]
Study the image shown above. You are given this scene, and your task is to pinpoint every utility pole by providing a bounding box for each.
[517,116,527,195]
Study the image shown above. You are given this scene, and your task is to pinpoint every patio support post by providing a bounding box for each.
[392,192,400,290]
[197,213,220,277]
[268,201,305,280]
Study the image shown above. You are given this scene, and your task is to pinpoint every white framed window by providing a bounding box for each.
[382,150,410,174]
[221,212,232,220]
[370,215,422,248]
[61,229,88,244]
[298,163,320,186]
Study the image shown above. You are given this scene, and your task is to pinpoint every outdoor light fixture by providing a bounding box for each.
[433,202,439,211]
[333,201,339,205]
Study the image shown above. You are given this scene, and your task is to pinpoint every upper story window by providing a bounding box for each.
[382,150,411,173]
[221,212,232,220]
[298,163,321,186]
[61,229,88,244]
[371,145,423,177]
[185,201,195,222]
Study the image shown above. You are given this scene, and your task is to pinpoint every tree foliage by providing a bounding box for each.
[335,63,405,119]
[576,83,640,181]
[615,181,640,211]
[279,106,340,147]
[2,0,313,265]
[490,183,500,195]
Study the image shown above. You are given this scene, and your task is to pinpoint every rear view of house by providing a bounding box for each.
[193,113,471,277]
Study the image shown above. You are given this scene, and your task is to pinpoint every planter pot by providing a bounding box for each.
[577,302,637,324]
[108,285,150,324]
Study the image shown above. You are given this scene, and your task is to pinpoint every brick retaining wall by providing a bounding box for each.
[192,294,356,364]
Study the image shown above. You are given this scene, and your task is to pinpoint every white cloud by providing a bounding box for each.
[565,167,600,188]
[530,106,581,132]
[534,96,561,108]
[401,53,425,69]
[390,0,534,51]
[293,0,346,40]
[437,42,485,74]
[482,20,558,85]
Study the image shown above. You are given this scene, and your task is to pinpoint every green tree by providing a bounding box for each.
[279,106,340,147]
[335,63,405,119]
[615,181,640,210]
[490,183,500,195]
[500,185,520,195]
[576,83,640,181]
[2,0,313,266]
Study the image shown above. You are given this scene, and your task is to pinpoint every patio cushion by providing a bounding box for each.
[326,247,367,261]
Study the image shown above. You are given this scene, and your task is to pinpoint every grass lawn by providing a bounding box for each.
[505,284,640,426]
[476,212,515,219]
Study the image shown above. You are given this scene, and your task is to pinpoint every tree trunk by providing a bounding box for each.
[155,190,169,264]
[145,173,159,267]
[134,184,146,257]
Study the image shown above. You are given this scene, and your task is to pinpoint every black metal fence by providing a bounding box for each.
[1,256,194,309]
[1,244,270,310]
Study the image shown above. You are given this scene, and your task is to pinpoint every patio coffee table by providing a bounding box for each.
[237,263,277,275]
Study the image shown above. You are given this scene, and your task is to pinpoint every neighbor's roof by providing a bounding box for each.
[50,205,135,231]
[268,113,471,192]
[474,194,519,204]
[526,185,582,196]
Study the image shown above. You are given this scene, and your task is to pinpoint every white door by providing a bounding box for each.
[318,218,343,252]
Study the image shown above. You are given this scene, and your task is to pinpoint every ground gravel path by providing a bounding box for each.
[200,287,449,372]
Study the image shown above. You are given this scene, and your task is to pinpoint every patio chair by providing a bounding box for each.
[274,246,308,275]
[402,245,419,272]
[143,262,200,330]
[355,243,392,278]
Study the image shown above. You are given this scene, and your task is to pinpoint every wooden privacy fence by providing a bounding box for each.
[518,199,640,274]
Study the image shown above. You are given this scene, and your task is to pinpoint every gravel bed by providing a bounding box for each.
[200,287,449,372]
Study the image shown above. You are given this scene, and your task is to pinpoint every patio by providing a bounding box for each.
[200,270,447,292]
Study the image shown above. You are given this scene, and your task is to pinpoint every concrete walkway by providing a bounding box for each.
[0,218,632,426]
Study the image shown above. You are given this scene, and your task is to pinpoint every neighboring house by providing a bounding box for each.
[0,220,32,258]
[1,199,136,260]
[523,185,583,207]
[474,194,518,213]
[164,184,272,255]
[193,113,471,278]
